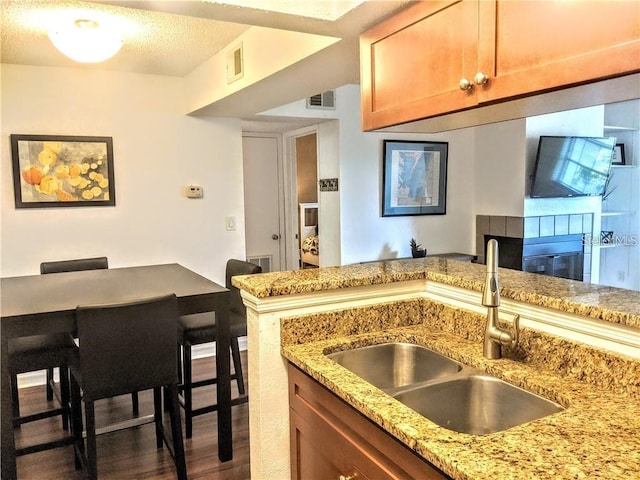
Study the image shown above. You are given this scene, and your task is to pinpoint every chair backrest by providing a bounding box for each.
[75,294,178,401]
[41,257,108,274]
[225,259,262,317]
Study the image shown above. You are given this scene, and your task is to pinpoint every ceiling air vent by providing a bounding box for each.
[226,42,244,84]
[307,90,336,110]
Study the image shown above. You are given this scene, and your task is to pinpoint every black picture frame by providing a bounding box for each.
[11,134,115,208]
[382,140,448,216]
[612,143,626,166]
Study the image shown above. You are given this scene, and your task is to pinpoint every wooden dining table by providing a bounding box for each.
[0,263,233,480]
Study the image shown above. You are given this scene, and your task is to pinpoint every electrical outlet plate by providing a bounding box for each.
[186,185,203,198]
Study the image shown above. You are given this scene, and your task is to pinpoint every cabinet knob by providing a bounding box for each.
[458,77,473,91]
[338,476,355,480]
[474,71,489,85]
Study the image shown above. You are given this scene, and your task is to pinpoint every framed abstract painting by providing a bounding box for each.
[382,140,448,216]
[11,134,115,208]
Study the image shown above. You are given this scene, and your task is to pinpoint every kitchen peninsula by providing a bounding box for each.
[233,258,640,480]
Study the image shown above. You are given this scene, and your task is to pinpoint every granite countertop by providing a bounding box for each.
[233,258,640,479]
[282,317,640,480]
[233,257,640,329]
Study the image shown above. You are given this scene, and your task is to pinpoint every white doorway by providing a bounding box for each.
[242,134,285,272]
[283,125,320,269]
[296,133,319,269]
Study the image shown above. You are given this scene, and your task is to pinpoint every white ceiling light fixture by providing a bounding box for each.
[49,18,123,63]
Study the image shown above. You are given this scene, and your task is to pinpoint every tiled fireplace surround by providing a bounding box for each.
[476,214,594,282]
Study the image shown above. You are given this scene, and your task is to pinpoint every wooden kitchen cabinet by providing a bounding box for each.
[477,1,640,104]
[360,0,477,131]
[288,363,449,480]
[360,0,640,131]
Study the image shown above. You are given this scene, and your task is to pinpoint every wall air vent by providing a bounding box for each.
[247,255,271,273]
[226,42,244,84]
[306,90,336,110]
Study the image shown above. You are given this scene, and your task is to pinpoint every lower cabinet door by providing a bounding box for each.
[288,363,450,480]
[291,409,369,480]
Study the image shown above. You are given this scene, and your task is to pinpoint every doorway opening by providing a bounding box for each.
[296,133,319,268]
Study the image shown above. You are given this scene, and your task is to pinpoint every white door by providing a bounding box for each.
[242,134,283,272]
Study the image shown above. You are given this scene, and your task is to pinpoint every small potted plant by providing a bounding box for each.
[410,238,427,258]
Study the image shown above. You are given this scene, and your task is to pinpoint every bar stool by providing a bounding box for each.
[70,294,187,480]
[37,257,111,419]
[38,257,139,415]
[8,334,76,456]
[177,259,262,438]
[8,257,108,454]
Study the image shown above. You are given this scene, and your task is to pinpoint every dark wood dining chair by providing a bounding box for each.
[177,259,262,438]
[8,334,76,456]
[70,294,187,480]
[38,257,111,416]
[41,257,139,415]
[40,257,109,275]
[8,257,108,455]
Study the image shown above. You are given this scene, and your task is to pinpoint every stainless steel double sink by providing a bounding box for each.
[327,342,564,435]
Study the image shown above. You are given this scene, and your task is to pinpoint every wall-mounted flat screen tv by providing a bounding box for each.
[529,136,616,198]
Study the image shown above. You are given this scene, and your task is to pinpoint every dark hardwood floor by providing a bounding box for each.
[14,352,251,479]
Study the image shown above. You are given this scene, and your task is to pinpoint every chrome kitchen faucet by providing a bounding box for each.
[482,239,520,359]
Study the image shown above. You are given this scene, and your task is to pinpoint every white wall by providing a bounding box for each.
[474,119,527,217]
[264,84,477,265]
[1,64,246,283]
[185,26,339,114]
[317,120,341,267]
[336,85,476,264]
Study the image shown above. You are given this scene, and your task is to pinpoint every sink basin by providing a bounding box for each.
[327,343,462,392]
[393,375,564,435]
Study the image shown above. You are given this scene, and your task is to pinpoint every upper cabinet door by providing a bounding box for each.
[360,0,478,131]
[360,0,640,131]
[476,0,640,104]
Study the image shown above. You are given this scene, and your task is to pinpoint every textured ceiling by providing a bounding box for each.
[0,0,412,128]
[1,0,250,76]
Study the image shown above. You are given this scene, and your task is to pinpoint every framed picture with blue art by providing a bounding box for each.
[382,140,448,216]
[10,134,115,208]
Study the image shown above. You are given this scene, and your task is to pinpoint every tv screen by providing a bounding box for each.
[530,136,615,198]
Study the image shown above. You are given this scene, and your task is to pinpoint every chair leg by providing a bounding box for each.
[132,392,139,416]
[183,342,193,439]
[153,387,163,449]
[230,336,245,396]
[46,368,54,401]
[11,374,20,423]
[170,344,183,413]
[166,384,188,480]
[60,367,70,431]
[85,400,98,480]
[176,344,183,386]
[70,374,84,471]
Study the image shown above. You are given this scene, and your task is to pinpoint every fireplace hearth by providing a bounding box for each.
[484,234,584,281]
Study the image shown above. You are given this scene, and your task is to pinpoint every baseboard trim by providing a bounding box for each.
[17,337,248,389]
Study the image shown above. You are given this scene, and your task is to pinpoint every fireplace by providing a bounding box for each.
[484,234,584,281]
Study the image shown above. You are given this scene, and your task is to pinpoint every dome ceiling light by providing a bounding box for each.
[49,18,123,63]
